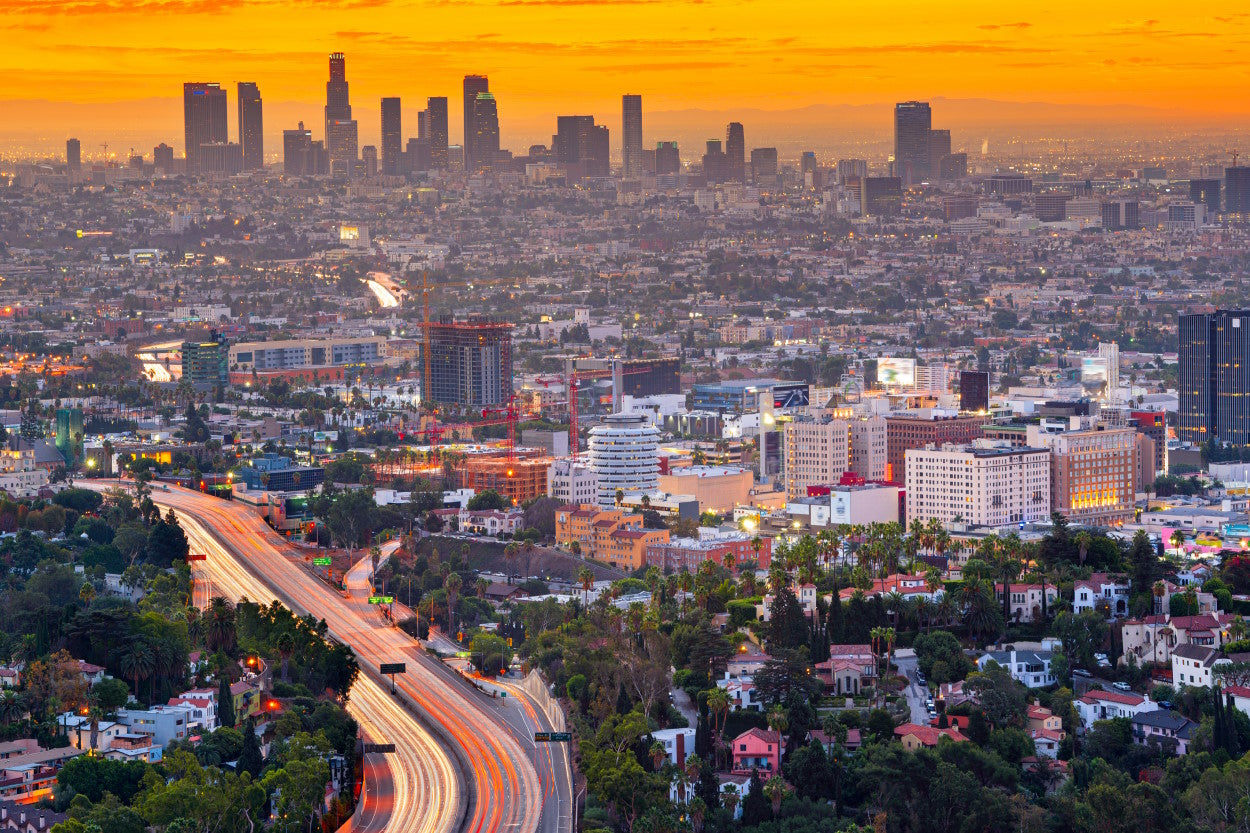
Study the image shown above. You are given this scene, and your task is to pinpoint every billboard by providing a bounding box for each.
[1081,357,1109,386]
[771,383,810,409]
[877,357,916,388]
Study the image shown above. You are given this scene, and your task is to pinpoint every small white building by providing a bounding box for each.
[1171,644,1228,689]
[1075,689,1158,731]
[976,650,1055,689]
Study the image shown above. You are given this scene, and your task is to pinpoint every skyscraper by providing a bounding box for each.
[462,75,489,170]
[622,94,643,179]
[237,82,263,170]
[655,141,680,176]
[283,121,314,175]
[725,122,745,182]
[1227,167,1250,214]
[324,53,357,176]
[1190,178,1222,214]
[555,115,608,178]
[422,317,513,407]
[66,138,80,171]
[183,82,228,172]
[153,143,174,172]
[470,91,499,171]
[750,147,778,185]
[893,101,932,186]
[1179,310,1250,446]
[380,97,402,175]
[427,96,449,168]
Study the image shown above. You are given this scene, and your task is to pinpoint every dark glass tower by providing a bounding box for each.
[1179,310,1250,446]
[380,97,402,175]
[725,122,745,182]
[470,91,499,171]
[462,75,489,170]
[893,101,931,186]
[237,82,263,170]
[427,96,449,168]
[1227,167,1250,214]
[622,94,643,178]
[183,82,228,172]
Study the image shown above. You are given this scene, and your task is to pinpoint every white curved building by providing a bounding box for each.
[588,412,660,507]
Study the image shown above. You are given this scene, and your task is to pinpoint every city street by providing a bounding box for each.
[893,651,931,725]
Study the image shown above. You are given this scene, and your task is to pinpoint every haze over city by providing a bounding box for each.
[6,5,1250,833]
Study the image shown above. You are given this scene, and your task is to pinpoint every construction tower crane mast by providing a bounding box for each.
[479,395,521,462]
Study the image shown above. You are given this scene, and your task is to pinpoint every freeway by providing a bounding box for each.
[344,556,573,833]
[91,481,542,833]
[175,505,458,833]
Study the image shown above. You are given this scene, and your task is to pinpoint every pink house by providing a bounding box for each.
[731,727,784,774]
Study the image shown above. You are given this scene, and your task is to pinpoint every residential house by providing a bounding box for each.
[1075,690,1158,731]
[976,650,1055,689]
[806,728,862,755]
[0,801,67,833]
[815,644,876,695]
[56,713,127,752]
[0,669,17,690]
[1121,613,1239,666]
[0,744,82,804]
[101,733,163,763]
[1031,729,1064,758]
[720,678,762,712]
[1171,644,1228,689]
[838,574,942,603]
[1072,573,1131,618]
[458,507,524,536]
[938,680,977,709]
[651,728,695,769]
[75,661,106,687]
[717,774,751,819]
[116,705,192,748]
[994,583,1059,623]
[1132,709,1197,755]
[731,728,784,774]
[1027,702,1065,737]
[893,723,967,750]
[724,652,771,680]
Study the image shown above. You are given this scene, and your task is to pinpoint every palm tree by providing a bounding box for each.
[78,582,96,606]
[1170,529,1185,554]
[764,775,790,816]
[1074,531,1092,567]
[721,785,741,819]
[767,706,789,743]
[1153,581,1167,616]
[688,796,708,833]
[276,632,295,681]
[444,573,463,635]
[503,542,519,585]
[0,691,24,725]
[649,740,666,771]
[206,597,236,653]
[578,567,595,610]
[115,638,155,701]
[475,577,490,600]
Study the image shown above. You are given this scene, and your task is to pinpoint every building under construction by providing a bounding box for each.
[423,317,513,408]
[459,453,551,506]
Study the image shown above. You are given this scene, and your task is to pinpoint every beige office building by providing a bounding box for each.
[1027,421,1137,525]
[905,441,1051,528]
[783,416,852,499]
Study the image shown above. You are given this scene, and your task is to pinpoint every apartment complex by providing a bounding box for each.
[885,412,989,482]
[229,336,386,371]
[904,441,1052,528]
[782,416,851,499]
[1027,421,1137,525]
[554,504,670,570]
[645,533,773,573]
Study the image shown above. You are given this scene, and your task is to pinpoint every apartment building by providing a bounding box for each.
[554,503,670,570]
[904,441,1051,528]
[782,415,851,499]
[229,336,386,372]
[885,411,989,482]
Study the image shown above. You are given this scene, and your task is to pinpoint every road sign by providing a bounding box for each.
[363,743,396,753]
[380,663,406,675]
[368,596,394,604]
[534,732,572,743]
[185,553,207,562]
[313,557,332,566]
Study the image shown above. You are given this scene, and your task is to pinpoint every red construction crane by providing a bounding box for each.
[479,395,521,462]
[539,362,655,459]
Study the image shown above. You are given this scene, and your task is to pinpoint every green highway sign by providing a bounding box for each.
[368,596,395,604]
[363,743,396,753]
[534,732,572,743]
[313,557,332,566]
[380,663,407,675]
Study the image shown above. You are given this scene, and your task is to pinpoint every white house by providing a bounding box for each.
[1171,644,1228,689]
[976,650,1055,689]
[1076,689,1159,731]
[651,727,695,769]
[1072,573,1131,619]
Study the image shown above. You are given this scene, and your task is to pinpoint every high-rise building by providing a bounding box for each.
[361,145,378,177]
[959,370,990,412]
[905,441,1051,528]
[182,332,229,389]
[893,101,932,185]
[725,122,745,182]
[702,140,728,183]
[427,97,449,167]
[587,412,660,507]
[417,109,428,140]
[782,415,851,499]
[237,82,263,170]
[199,142,243,175]
[469,92,500,171]
[938,153,968,180]
[1227,167,1250,214]
[422,317,512,407]
[928,128,951,177]
[153,143,174,172]
[750,147,778,185]
[406,138,431,172]
[836,159,868,183]
[861,176,903,217]
[283,122,315,175]
[1178,310,1250,446]
[1101,199,1140,230]
[1027,422,1137,525]
[622,94,643,179]
[462,75,489,170]
[324,53,357,176]
[554,115,609,178]
[380,97,402,176]
[1190,178,1222,214]
[183,82,228,172]
[1035,192,1071,222]
[66,138,81,171]
[656,141,680,176]
[885,412,989,482]
[800,151,819,188]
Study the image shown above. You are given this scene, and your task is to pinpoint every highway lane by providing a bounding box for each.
[171,507,457,833]
[102,482,541,833]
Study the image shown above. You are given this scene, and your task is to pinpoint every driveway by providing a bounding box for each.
[893,650,930,725]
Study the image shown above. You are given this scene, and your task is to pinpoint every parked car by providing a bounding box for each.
[1073,668,1093,678]
[1112,681,1133,692]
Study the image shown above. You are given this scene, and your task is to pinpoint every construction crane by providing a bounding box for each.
[478,395,521,462]
[1233,150,1241,168]
[99,142,108,159]
[538,361,655,459]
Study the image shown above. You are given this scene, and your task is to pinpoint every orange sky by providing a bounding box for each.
[4,1,1250,153]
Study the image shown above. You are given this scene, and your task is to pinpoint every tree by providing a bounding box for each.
[146,513,190,567]
[467,489,508,511]
[444,573,463,634]
[218,675,236,728]
[740,769,770,826]
[965,663,1026,729]
[237,716,263,778]
[763,774,790,816]
[766,585,808,651]
[94,676,131,712]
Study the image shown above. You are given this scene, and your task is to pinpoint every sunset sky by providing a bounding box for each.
[5,1,1250,154]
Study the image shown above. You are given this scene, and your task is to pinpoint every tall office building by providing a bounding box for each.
[1190,178,1222,214]
[153,143,174,172]
[555,115,609,178]
[237,82,263,171]
[725,122,745,182]
[422,317,513,408]
[929,128,951,173]
[361,145,378,176]
[1227,167,1250,214]
[462,75,489,170]
[324,53,357,176]
[1179,310,1250,447]
[469,91,499,171]
[750,147,778,185]
[588,413,660,507]
[427,96,449,167]
[656,141,680,176]
[182,332,229,389]
[66,138,81,171]
[55,408,85,468]
[283,122,315,175]
[959,370,990,412]
[703,140,728,183]
[183,82,228,172]
[893,101,932,186]
[380,97,402,175]
[622,94,643,179]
